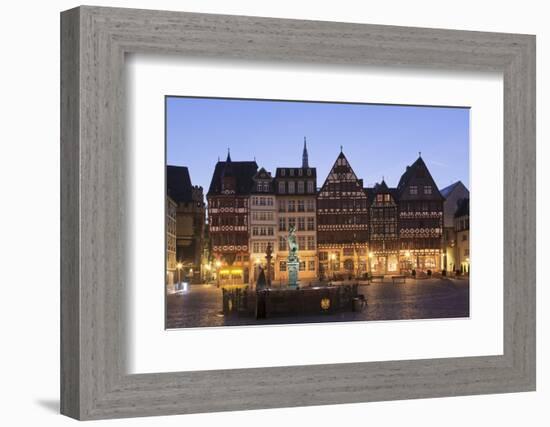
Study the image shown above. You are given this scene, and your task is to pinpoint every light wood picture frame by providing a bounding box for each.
[60,6,536,420]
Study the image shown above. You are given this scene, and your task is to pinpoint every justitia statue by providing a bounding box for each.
[287,225,300,289]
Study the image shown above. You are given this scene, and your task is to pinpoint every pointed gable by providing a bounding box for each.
[253,167,272,180]
[370,179,398,206]
[251,167,274,193]
[319,151,364,196]
[397,156,444,200]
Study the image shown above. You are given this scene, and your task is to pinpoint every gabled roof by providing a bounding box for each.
[166,165,193,203]
[440,180,468,199]
[318,150,362,191]
[253,167,273,180]
[207,160,258,196]
[454,197,470,218]
[397,156,426,189]
[369,180,399,204]
[396,155,444,200]
[372,179,390,194]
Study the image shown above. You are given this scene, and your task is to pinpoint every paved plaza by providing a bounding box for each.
[166,277,469,329]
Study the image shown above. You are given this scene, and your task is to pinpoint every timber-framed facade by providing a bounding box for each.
[317,150,369,279]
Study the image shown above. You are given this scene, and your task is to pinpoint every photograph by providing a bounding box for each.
[165,97,471,329]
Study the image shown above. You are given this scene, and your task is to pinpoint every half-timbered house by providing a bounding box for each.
[368,180,400,274]
[207,152,257,285]
[317,150,369,279]
[396,155,445,272]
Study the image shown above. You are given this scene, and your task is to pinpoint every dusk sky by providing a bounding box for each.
[166,97,470,192]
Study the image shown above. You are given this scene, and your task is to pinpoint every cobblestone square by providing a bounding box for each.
[166,277,469,329]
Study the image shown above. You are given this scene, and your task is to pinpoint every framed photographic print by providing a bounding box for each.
[61,6,536,420]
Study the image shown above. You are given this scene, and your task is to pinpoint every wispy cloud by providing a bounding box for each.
[429,160,450,168]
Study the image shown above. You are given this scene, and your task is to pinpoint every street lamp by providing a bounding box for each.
[329,253,336,280]
[204,263,211,283]
[215,260,222,287]
[176,262,183,291]
[368,252,374,274]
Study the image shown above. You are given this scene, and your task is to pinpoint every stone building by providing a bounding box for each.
[274,140,318,284]
[395,155,445,272]
[165,195,178,292]
[317,150,369,279]
[440,181,470,273]
[454,198,470,274]
[166,165,206,283]
[248,167,277,285]
[368,180,400,274]
[207,152,258,286]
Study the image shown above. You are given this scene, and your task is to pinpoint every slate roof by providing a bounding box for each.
[454,197,470,218]
[207,160,258,196]
[440,181,467,199]
[372,179,390,194]
[396,155,444,200]
[166,165,193,203]
[368,180,399,203]
[253,167,273,180]
[397,156,426,190]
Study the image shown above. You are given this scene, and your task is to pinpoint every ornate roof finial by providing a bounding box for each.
[340,145,343,153]
[418,151,422,158]
[226,147,231,162]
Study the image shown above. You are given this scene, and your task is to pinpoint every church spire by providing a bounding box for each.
[226,147,232,163]
[302,137,309,168]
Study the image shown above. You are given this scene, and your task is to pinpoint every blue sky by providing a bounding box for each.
[166,97,469,192]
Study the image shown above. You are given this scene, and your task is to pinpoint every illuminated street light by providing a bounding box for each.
[329,253,336,280]
[215,260,222,287]
[176,262,183,291]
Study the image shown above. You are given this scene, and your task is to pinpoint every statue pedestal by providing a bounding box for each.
[287,260,299,289]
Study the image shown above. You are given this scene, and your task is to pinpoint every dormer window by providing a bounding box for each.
[289,169,294,176]
[281,169,286,176]
[307,169,312,176]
